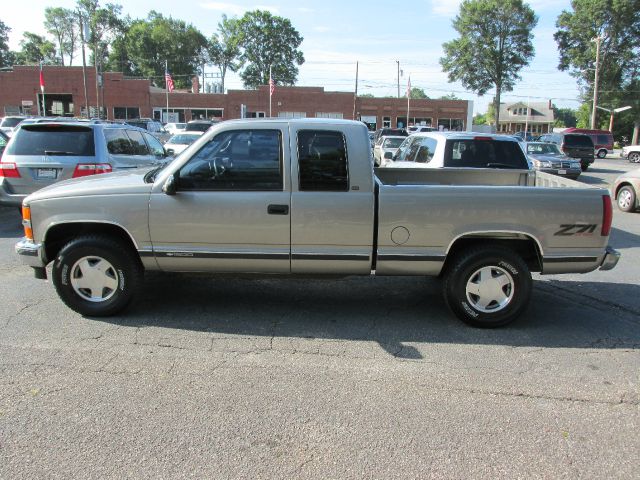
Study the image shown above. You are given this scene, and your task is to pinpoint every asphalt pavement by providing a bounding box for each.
[0,157,638,479]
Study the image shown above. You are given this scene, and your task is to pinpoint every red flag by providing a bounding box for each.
[39,66,45,92]
[165,69,174,92]
[269,77,275,96]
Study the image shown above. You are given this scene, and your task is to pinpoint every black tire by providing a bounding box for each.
[617,185,637,213]
[581,163,589,171]
[443,247,532,328]
[52,235,143,316]
[629,152,640,163]
[597,149,607,159]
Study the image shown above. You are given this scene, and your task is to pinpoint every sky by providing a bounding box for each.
[3,0,583,114]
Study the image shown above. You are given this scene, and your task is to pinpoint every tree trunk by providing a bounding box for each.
[494,85,502,133]
[632,119,640,146]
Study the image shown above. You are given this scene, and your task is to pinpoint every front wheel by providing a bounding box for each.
[597,149,607,159]
[52,236,143,316]
[617,185,637,212]
[443,247,532,328]
[629,152,640,163]
[581,163,589,171]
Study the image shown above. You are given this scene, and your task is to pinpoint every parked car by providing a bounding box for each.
[538,132,595,171]
[612,168,640,212]
[164,122,186,135]
[368,131,375,148]
[563,127,614,159]
[524,142,581,179]
[0,116,28,136]
[125,118,164,133]
[373,127,408,143]
[163,132,202,156]
[513,131,535,142]
[185,120,217,133]
[621,144,640,163]
[373,135,405,167]
[407,125,436,135]
[15,118,619,328]
[0,130,8,158]
[385,132,530,170]
[0,122,168,207]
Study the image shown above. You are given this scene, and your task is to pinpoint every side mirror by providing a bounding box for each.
[165,148,174,157]
[162,174,177,195]
[384,151,393,160]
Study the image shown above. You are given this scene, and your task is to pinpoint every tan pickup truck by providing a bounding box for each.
[16,119,620,327]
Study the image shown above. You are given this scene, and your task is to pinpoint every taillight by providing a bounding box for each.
[474,136,492,141]
[601,195,612,236]
[22,205,33,240]
[72,163,112,178]
[0,162,21,178]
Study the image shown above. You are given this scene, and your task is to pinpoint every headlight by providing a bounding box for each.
[570,162,580,169]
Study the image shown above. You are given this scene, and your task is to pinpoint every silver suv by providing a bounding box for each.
[0,121,167,207]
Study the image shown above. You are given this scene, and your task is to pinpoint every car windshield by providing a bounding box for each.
[168,134,199,145]
[2,117,25,128]
[383,138,404,148]
[5,125,95,156]
[185,123,212,132]
[527,143,561,155]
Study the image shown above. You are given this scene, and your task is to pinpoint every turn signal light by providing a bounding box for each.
[0,162,21,178]
[72,163,112,178]
[22,205,33,240]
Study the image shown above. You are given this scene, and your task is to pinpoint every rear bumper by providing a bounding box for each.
[15,237,46,268]
[0,179,27,207]
[599,246,621,271]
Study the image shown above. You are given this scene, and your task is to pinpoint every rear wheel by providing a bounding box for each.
[52,235,142,316]
[581,163,589,171]
[443,247,532,328]
[629,152,640,163]
[597,149,607,159]
[617,185,636,212]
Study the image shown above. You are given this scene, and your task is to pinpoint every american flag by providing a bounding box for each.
[165,69,174,93]
[269,76,275,96]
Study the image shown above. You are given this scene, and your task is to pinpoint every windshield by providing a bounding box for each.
[185,122,212,132]
[2,117,25,128]
[383,138,404,148]
[6,125,95,156]
[168,134,199,145]
[527,143,561,155]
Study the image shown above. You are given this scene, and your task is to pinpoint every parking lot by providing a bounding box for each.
[0,157,638,478]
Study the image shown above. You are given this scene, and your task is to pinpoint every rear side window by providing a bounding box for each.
[446,139,528,169]
[6,126,95,156]
[297,130,349,191]
[564,134,593,147]
[597,134,611,145]
[126,130,149,155]
[104,129,133,155]
[403,137,437,163]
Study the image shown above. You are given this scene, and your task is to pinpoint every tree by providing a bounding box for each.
[552,105,577,128]
[207,15,241,93]
[554,0,640,142]
[76,0,124,66]
[44,7,78,66]
[235,10,304,88]
[116,11,207,89]
[15,32,58,65]
[409,87,429,99]
[439,93,461,100]
[440,0,538,129]
[0,20,12,68]
[473,113,487,125]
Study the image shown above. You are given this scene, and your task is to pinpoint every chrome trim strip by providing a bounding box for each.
[292,253,369,261]
[543,256,599,263]
[146,250,289,260]
[377,254,445,262]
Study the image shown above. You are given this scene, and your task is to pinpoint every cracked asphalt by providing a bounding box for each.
[1,159,639,479]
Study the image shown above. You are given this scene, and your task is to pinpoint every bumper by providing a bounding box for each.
[0,179,27,207]
[15,237,46,268]
[599,246,621,271]
[539,167,582,179]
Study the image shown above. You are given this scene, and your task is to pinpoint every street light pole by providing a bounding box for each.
[596,105,632,132]
[591,36,602,129]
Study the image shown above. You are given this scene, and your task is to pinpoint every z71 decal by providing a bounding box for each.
[554,224,597,236]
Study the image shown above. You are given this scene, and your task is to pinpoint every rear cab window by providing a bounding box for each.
[6,125,95,156]
[445,138,528,169]
[297,130,349,191]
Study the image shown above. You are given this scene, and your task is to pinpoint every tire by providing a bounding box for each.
[52,235,143,316]
[597,149,607,159]
[629,152,640,163]
[617,185,637,213]
[443,247,532,328]
[581,163,589,171]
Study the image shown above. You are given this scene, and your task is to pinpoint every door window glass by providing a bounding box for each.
[126,130,150,155]
[144,133,165,156]
[178,129,282,191]
[297,130,348,191]
[104,129,133,155]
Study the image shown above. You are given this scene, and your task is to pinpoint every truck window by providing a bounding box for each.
[446,139,528,168]
[178,129,283,191]
[405,137,436,163]
[297,130,348,191]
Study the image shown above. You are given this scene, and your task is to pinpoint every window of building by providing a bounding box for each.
[178,129,283,191]
[316,112,344,119]
[297,130,348,192]
[153,108,187,123]
[437,118,464,131]
[278,112,307,119]
[191,108,224,120]
[383,116,391,128]
[247,111,266,118]
[114,107,140,120]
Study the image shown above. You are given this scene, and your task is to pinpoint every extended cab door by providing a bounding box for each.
[148,124,291,273]
[289,123,375,274]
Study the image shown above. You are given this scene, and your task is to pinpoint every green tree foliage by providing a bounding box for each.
[439,93,461,100]
[207,15,241,93]
[0,20,13,68]
[440,0,538,128]
[76,0,124,66]
[552,105,577,128]
[410,87,429,99]
[15,32,58,65]
[554,0,640,141]
[44,7,78,66]
[235,10,304,88]
[113,11,207,89]
[575,103,592,129]
[473,113,487,125]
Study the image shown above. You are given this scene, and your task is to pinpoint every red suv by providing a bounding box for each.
[564,128,614,159]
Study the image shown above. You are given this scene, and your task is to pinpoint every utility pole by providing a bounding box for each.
[94,42,100,118]
[352,61,359,120]
[591,36,602,130]
[78,11,89,118]
[396,60,400,98]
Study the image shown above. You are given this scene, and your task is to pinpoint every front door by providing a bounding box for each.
[148,126,291,273]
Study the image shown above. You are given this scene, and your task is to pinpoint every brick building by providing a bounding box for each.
[0,65,472,131]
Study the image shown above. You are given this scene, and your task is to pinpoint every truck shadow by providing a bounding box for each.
[610,226,640,249]
[0,206,22,238]
[98,274,640,358]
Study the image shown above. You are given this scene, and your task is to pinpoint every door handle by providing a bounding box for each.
[267,204,289,215]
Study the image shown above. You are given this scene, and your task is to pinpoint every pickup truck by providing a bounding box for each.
[15,119,620,327]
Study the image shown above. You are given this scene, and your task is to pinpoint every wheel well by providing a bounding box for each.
[43,223,138,264]
[615,182,636,198]
[443,236,542,274]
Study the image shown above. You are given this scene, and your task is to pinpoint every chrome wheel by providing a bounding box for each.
[629,153,640,163]
[618,189,633,210]
[70,256,119,303]
[465,266,514,313]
